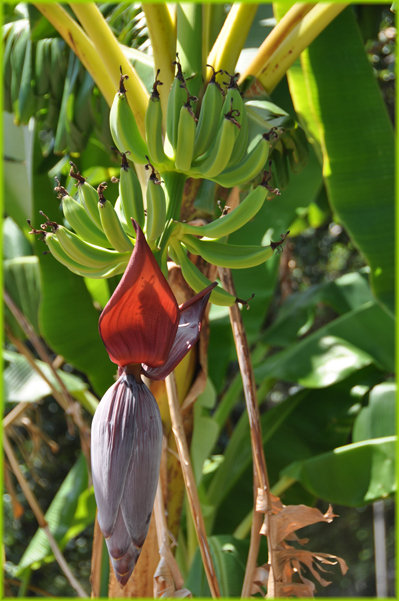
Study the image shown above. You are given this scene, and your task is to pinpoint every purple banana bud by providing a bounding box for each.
[91,372,162,585]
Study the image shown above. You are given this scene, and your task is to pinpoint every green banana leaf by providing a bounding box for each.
[191,378,219,485]
[3,113,33,233]
[15,453,92,574]
[262,270,373,347]
[3,216,32,260]
[282,7,395,315]
[185,535,249,597]
[4,256,41,338]
[255,300,394,386]
[353,381,396,442]
[282,436,396,506]
[209,365,383,530]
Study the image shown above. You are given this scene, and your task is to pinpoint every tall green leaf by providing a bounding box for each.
[282,436,396,506]
[285,8,395,314]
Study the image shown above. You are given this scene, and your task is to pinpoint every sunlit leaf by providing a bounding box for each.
[283,436,396,506]
[285,7,395,314]
[4,350,87,404]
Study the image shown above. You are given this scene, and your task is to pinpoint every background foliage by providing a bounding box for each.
[3,2,396,597]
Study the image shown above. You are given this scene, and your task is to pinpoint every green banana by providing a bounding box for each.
[175,99,197,172]
[54,224,130,270]
[191,106,240,179]
[69,163,103,229]
[109,71,148,164]
[193,67,224,158]
[213,133,271,188]
[77,180,103,229]
[165,58,187,154]
[177,184,268,240]
[45,232,128,279]
[119,155,145,232]
[145,71,172,168]
[97,183,134,253]
[145,166,166,244]
[59,189,111,248]
[181,234,275,269]
[169,239,236,306]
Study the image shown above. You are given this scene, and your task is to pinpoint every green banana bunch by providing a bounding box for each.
[54,179,111,248]
[32,210,131,278]
[45,232,128,279]
[110,70,148,164]
[97,183,134,253]
[177,184,268,240]
[145,163,167,244]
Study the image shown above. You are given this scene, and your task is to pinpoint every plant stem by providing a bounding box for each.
[153,480,186,591]
[33,3,114,106]
[217,267,275,597]
[70,2,149,134]
[239,2,348,93]
[4,294,91,463]
[165,372,221,598]
[3,434,88,597]
[142,3,176,115]
[207,4,258,79]
[163,171,187,221]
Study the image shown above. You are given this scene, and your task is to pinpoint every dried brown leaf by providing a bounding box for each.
[271,504,337,544]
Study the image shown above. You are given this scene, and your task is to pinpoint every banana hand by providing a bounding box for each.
[177,184,268,240]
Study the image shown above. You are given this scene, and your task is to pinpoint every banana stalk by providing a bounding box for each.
[142,4,176,116]
[206,4,258,80]
[238,2,348,92]
[33,3,114,106]
[70,2,149,135]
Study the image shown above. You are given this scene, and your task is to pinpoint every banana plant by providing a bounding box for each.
[3,2,394,598]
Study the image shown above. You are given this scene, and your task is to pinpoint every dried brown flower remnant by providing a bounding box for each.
[255,490,348,597]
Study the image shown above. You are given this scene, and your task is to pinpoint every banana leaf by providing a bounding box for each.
[281,6,395,315]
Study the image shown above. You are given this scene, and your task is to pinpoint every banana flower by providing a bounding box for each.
[91,220,215,585]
